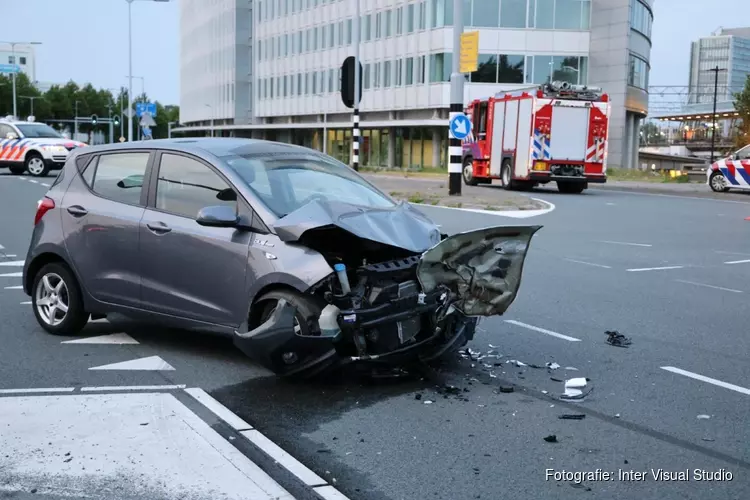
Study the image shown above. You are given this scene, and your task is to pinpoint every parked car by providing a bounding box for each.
[23,138,539,378]
[707,143,750,192]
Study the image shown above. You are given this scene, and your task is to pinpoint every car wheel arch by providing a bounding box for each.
[25,252,73,295]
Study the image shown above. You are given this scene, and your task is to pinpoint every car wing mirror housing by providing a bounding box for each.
[196,205,239,228]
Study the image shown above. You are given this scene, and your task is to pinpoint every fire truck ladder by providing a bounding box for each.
[542,81,604,101]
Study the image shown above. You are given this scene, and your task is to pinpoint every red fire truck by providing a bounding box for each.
[461,81,611,194]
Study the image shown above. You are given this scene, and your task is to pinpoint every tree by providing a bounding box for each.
[733,74,750,149]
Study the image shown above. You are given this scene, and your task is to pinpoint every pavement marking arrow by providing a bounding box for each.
[62,333,139,345]
[0,260,24,266]
[89,355,175,371]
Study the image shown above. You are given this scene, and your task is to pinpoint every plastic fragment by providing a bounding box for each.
[543,435,558,443]
[696,414,711,420]
[423,400,434,405]
[546,362,560,370]
[499,385,514,393]
[558,414,586,420]
[564,366,579,371]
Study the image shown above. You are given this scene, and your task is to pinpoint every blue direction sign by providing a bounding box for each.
[135,102,157,117]
[449,114,472,140]
[0,64,20,74]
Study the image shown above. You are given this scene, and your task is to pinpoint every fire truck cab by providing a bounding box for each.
[461,81,611,194]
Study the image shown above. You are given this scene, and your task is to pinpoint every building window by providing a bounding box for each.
[329,23,335,46]
[631,0,653,39]
[395,59,403,86]
[473,0,500,27]
[431,0,451,28]
[430,53,452,82]
[375,12,382,39]
[527,55,588,84]
[406,57,414,85]
[396,6,404,35]
[628,54,649,89]
[384,60,392,87]
[19,56,26,65]
[530,0,590,30]
[363,14,372,41]
[364,63,371,89]
[500,0,527,28]
[385,9,392,37]
[418,1,427,30]
[417,56,426,84]
[338,21,344,45]
[374,62,381,88]
[329,68,335,93]
[347,19,353,44]
[407,4,415,33]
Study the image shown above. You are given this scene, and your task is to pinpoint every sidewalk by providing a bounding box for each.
[0,390,294,500]
[364,174,546,211]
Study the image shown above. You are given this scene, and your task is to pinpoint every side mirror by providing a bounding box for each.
[116,175,144,189]
[196,205,239,228]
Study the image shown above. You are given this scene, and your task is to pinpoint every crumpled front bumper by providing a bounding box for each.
[233,224,541,377]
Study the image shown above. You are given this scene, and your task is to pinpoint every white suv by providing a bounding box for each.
[0,118,87,177]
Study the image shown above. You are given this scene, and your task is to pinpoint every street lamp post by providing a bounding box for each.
[352,0,360,170]
[315,92,328,155]
[19,95,42,116]
[0,41,42,119]
[448,0,464,195]
[709,65,727,163]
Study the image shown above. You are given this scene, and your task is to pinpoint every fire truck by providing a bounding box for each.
[461,81,611,194]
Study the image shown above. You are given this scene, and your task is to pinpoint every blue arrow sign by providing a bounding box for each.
[449,114,472,140]
[135,102,157,117]
[0,64,20,74]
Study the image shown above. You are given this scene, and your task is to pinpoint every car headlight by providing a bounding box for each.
[42,145,67,153]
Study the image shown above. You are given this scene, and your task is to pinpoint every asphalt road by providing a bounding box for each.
[1,172,749,500]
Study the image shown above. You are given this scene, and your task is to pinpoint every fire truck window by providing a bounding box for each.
[477,103,488,136]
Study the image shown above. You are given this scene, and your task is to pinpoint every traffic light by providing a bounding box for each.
[340,56,363,109]
[91,114,98,125]
[113,115,120,127]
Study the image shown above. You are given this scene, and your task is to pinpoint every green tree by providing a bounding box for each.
[733,74,750,149]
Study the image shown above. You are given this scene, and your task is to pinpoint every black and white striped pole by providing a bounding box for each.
[448,0,464,195]
[352,0,361,171]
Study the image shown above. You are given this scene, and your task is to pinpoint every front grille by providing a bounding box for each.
[52,155,67,162]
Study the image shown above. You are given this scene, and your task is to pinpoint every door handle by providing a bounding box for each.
[67,205,88,217]
[146,222,172,234]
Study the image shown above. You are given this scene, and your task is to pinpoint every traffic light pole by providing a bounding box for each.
[352,0,360,171]
[449,0,464,196]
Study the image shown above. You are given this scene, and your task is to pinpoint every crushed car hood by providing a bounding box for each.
[417,225,541,316]
[273,199,442,253]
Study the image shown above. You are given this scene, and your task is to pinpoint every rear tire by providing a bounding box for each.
[557,182,586,194]
[8,164,25,175]
[31,262,90,336]
[25,152,50,177]
[462,157,478,186]
[501,160,515,191]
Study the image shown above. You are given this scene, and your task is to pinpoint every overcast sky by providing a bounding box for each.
[2,0,749,106]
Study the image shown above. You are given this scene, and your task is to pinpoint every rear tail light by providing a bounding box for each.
[35,197,55,225]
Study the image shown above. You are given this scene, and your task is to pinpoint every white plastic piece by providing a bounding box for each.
[319,304,342,337]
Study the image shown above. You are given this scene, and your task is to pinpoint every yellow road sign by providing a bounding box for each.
[459,31,479,73]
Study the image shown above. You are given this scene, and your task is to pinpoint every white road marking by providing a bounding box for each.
[0,272,22,277]
[606,202,616,206]
[626,266,684,272]
[0,260,24,266]
[661,366,750,396]
[20,301,31,305]
[89,355,175,371]
[675,279,742,294]
[0,387,75,394]
[186,388,254,431]
[504,320,582,342]
[0,392,294,500]
[564,258,612,269]
[715,250,750,257]
[416,197,556,219]
[81,384,187,392]
[62,333,139,345]
[725,259,750,265]
[2,254,17,258]
[41,182,51,187]
[599,240,652,247]
[28,179,38,184]
[4,285,22,289]
[590,188,750,205]
[240,429,328,487]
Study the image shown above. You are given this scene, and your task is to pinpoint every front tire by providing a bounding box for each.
[462,157,478,186]
[709,171,730,192]
[25,152,50,177]
[8,164,25,175]
[31,262,89,335]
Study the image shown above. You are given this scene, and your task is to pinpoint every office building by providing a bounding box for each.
[687,27,750,106]
[0,42,37,83]
[177,0,654,170]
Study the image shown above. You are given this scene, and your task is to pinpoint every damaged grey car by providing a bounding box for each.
[23,138,540,378]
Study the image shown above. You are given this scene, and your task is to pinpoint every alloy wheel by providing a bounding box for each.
[27,157,45,176]
[35,273,69,326]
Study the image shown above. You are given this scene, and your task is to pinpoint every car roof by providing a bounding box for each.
[75,138,321,158]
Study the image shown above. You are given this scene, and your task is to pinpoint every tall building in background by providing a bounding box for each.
[177,0,654,169]
[0,42,37,83]
[688,27,750,105]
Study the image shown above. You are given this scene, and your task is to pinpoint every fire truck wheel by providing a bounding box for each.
[462,158,478,186]
[501,161,515,191]
[557,182,586,194]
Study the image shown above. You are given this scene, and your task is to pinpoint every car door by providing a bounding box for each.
[60,150,153,308]
[139,151,252,326]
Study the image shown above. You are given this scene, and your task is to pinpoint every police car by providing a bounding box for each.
[707,144,750,192]
[0,116,87,177]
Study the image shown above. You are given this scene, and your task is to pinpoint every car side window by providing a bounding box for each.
[90,152,150,206]
[738,146,750,159]
[155,153,236,219]
[0,124,14,139]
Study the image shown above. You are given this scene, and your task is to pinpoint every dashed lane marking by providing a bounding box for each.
[599,240,653,247]
[504,320,582,342]
[661,366,750,397]
[81,384,187,392]
[4,285,22,289]
[725,259,750,265]
[0,387,75,394]
[41,182,50,187]
[627,266,684,272]
[564,258,612,269]
[0,272,22,277]
[675,279,743,294]
[62,333,139,345]
[0,260,24,266]
[20,301,30,305]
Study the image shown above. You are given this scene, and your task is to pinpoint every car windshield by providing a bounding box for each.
[223,154,396,217]
[15,123,63,139]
